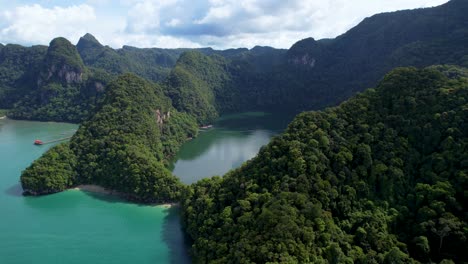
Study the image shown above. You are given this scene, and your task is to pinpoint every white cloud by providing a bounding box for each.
[0,0,450,49]
[166,18,182,27]
[0,4,97,45]
[110,34,201,49]
[186,0,449,48]
[125,0,180,33]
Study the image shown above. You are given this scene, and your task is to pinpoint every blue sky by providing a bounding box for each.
[0,0,449,49]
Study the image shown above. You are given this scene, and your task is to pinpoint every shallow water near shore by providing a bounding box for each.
[0,119,190,264]
[0,112,292,264]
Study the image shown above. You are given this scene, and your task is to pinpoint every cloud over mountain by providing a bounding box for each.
[0,0,448,49]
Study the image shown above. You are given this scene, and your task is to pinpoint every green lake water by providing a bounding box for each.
[170,112,294,184]
[0,112,293,263]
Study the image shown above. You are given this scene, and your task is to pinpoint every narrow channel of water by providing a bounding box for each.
[0,112,294,264]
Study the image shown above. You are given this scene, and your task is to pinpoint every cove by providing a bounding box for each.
[0,119,189,264]
[171,112,294,184]
[0,112,293,264]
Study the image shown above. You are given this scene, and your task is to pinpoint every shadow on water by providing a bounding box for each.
[5,183,23,197]
[162,206,192,264]
[80,190,128,204]
[82,189,193,263]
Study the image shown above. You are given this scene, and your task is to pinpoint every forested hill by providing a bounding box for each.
[7,37,115,122]
[277,0,468,110]
[75,33,285,83]
[161,0,468,121]
[1,0,466,123]
[181,66,468,263]
[20,73,198,203]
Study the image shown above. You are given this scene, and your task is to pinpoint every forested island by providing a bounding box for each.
[181,66,468,263]
[2,0,467,263]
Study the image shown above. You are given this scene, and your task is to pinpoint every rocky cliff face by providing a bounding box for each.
[289,53,316,67]
[155,109,171,124]
[287,38,324,68]
[44,64,83,84]
[39,37,85,86]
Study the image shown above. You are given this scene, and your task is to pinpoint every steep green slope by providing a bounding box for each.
[267,0,468,111]
[162,0,467,119]
[4,0,466,124]
[164,46,289,123]
[9,38,113,122]
[181,66,468,263]
[77,33,227,83]
[164,51,230,124]
[21,73,198,203]
[0,44,47,108]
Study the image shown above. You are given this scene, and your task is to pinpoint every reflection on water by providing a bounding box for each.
[0,120,189,264]
[171,112,294,184]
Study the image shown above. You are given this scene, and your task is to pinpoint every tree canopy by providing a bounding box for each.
[181,66,468,263]
[21,73,198,203]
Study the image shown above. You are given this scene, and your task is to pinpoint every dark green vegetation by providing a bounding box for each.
[164,52,228,124]
[11,0,468,262]
[2,1,466,123]
[76,33,186,82]
[21,143,77,194]
[21,74,198,202]
[7,37,114,122]
[158,0,468,124]
[0,43,47,108]
[181,66,468,263]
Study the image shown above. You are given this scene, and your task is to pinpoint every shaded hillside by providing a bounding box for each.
[21,74,198,202]
[0,44,47,108]
[181,66,468,263]
[271,0,468,110]
[163,0,467,119]
[1,33,285,122]
[2,1,465,123]
[8,37,112,122]
[76,33,187,82]
[164,51,230,124]
[76,33,284,84]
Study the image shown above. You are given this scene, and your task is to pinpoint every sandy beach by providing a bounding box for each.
[156,203,178,208]
[72,184,177,207]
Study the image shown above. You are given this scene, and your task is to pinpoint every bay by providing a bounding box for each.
[171,112,293,184]
[0,119,189,264]
[0,112,292,263]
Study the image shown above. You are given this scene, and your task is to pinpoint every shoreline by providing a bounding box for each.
[72,184,177,208]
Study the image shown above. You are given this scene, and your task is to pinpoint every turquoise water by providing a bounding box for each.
[0,119,189,264]
[0,112,293,264]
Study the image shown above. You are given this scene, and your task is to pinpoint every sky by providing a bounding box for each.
[0,0,449,50]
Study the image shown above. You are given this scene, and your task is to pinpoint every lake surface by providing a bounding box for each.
[0,112,293,264]
[171,112,294,184]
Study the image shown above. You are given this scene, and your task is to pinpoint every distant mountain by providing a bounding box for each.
[0,0,466,124]
[76,33,186,82]
[8,37,113,122]
[276,0,468,110]
[0,33,285,122]
[162,0,467,121]
[15,1,468,262]
[75,33,283,83]
[182,65,468,263]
